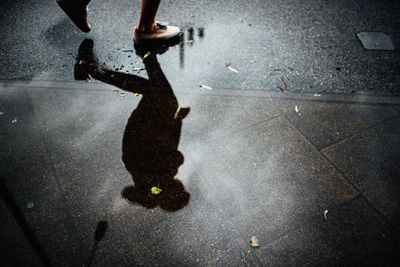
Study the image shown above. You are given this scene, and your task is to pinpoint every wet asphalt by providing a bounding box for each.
[1,0,400,266]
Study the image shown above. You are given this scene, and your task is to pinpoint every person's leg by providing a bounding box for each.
[134,0,181,44]
[136,0,161,32]
[57,0,91,32]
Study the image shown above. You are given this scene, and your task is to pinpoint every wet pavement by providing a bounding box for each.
[1,0,400,266]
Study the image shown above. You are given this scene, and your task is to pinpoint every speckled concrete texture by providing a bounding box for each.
[1,0,400,265]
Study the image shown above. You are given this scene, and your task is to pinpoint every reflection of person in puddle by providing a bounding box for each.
[75,39,190,212]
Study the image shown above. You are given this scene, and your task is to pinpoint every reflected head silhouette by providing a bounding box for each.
[75,39,190,212]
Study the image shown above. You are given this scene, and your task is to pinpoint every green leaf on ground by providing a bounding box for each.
[143,51,151,59]
[151,186,162,195]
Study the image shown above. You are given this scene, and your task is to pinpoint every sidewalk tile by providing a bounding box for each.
[274,98,399,149]
[255,197,399,266]
[322,116,400,225]
[184,116,358,246]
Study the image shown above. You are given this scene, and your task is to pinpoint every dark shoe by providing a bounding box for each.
[74,38,95,80]
[57,0,91,33]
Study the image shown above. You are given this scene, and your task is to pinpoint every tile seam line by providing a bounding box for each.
[258,194,366,249]
[319,113,400,151]
[26,89,87,264]
[276,110,391,221]
[271,101,362,194]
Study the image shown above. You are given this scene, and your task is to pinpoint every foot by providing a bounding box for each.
[57,0,91,33]
[133,22,181,45]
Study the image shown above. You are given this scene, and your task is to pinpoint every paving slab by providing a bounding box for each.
[274,97,399,149]
[322,116,400,226]
[255,197,399,266]
[183,116,358,247]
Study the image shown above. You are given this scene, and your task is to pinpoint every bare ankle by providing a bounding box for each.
[136,21,156,32]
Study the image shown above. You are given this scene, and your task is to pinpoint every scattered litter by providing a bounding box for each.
[357,32,394,51]
[227,66,238,73]
[250,236,259,247]
[324,210,328,220]
[199,84,212,90]
[314,93,321,97]
[273,68,281,71]
[225,62,231,67]
[264,76,268,79]
[134,93,139,96]
[309,67,315,73]
[280,78,287,90]
[118,92,127,97]
[250,60,254,64]
[27,202,34,209]
[143,51,151,59]
[321,45,327,49]
[150,186,162,195]
[351,89,357,93]
[133,66,146,72]
[120,64,124,69]
[252,162,257,167]
[0,112,4,115]
[86,74,92,83]
[336,66,342,71]
[11,118,17,123]
[122,49,133,52]
[295,105,299,113]
[79,60,83,65]
[277,86,285,92]
[323,88,327,92]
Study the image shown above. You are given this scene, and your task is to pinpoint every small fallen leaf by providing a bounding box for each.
[133,66,146,72]
[27,202,34,209]
[225,62,231,67]
[150,186,162,195]
[118,92,127,97]
[250,236,259,247]
[143,51,151,59]
[199,84,212,90]
[277,85,285,92]
[281,78,287,90]
[324,210,328,220]
[227,66,238,73]
[273,68,281,71]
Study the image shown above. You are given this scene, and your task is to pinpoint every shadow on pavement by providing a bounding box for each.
[75,39,190,212]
